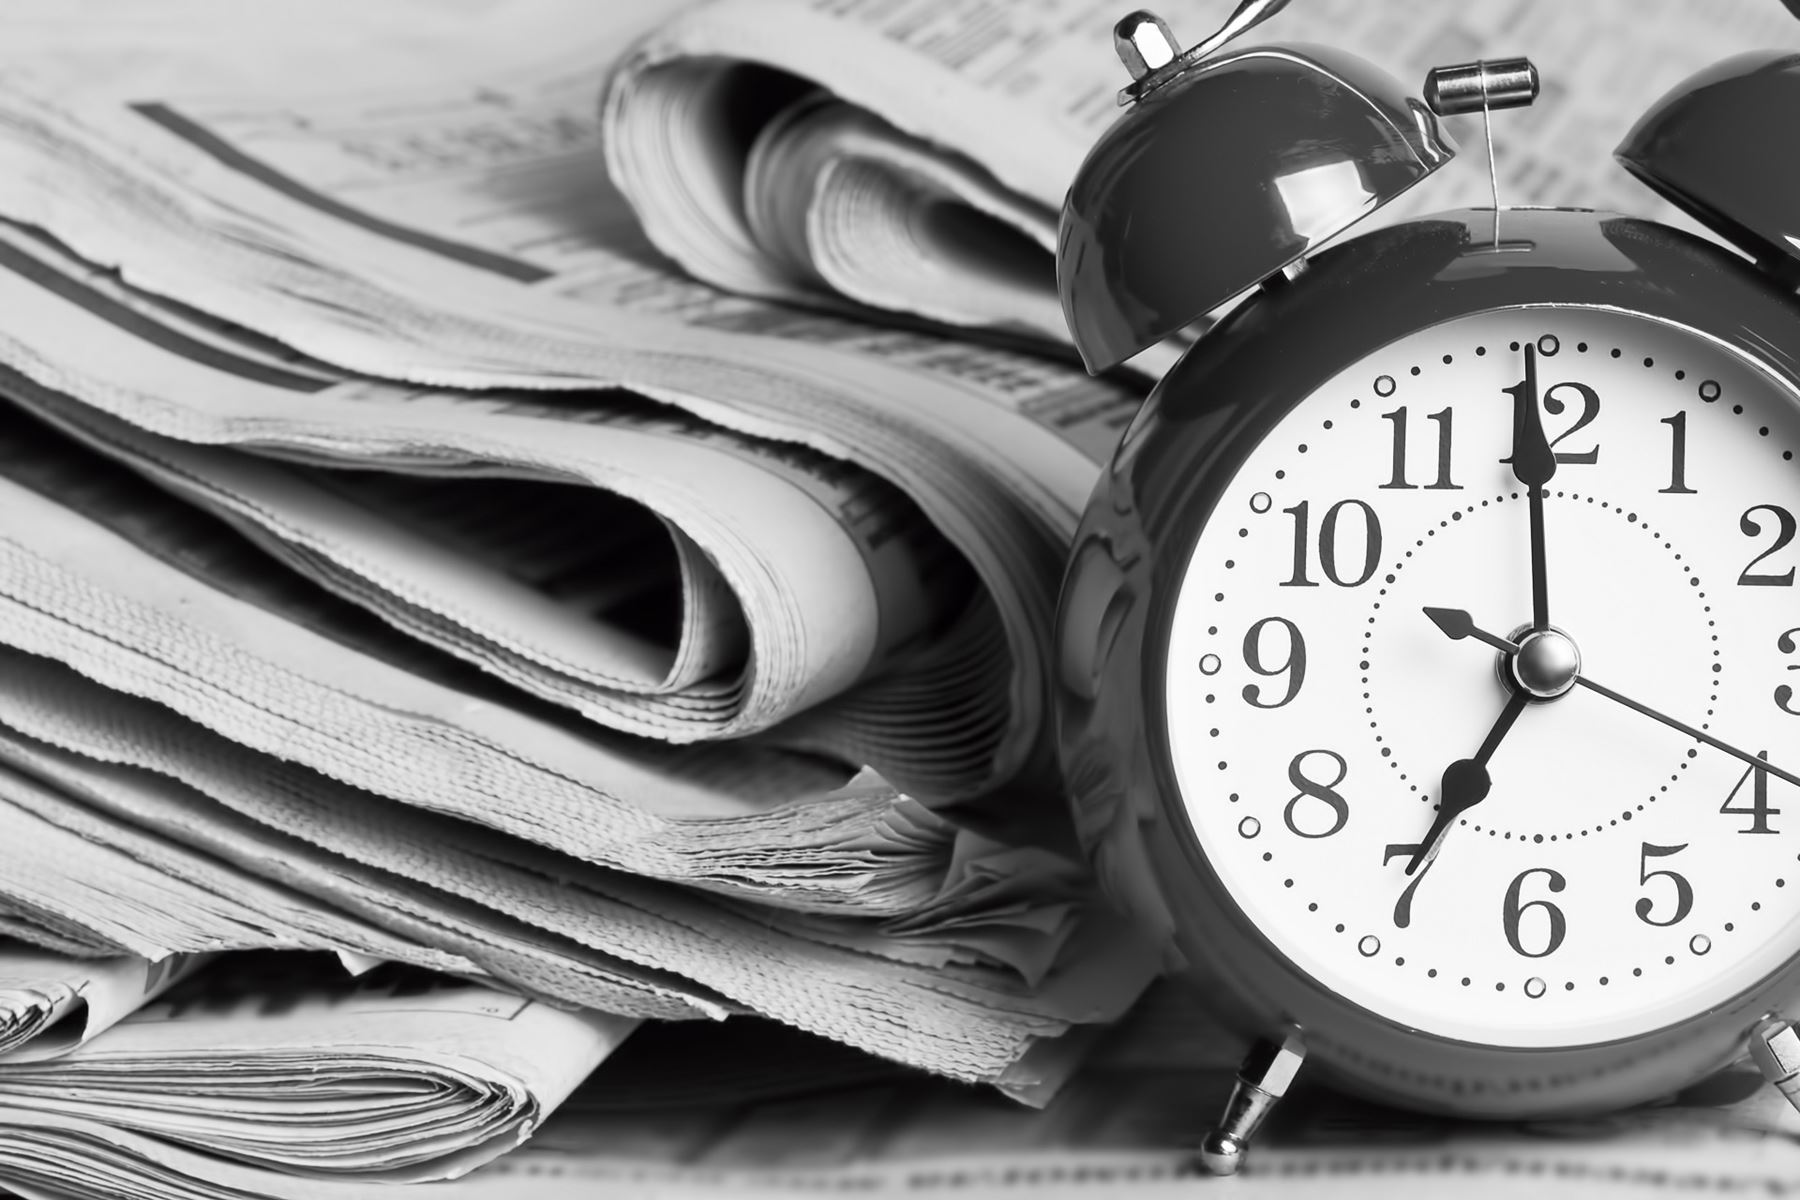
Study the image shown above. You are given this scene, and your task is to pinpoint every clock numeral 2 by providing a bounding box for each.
[1502,867,1567,958]
[1635,842,1693,927]
[1282,500,1382,588]
[1721,752,1780,834]
[1380,406,1459,490]
[1739,505,1797,587]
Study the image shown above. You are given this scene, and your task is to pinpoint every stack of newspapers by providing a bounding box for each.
[0,0,1793,1196]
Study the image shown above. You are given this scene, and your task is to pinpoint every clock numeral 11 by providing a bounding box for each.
[1380,406,1459,490]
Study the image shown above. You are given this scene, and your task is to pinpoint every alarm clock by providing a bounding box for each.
[1053,5,1800,1173]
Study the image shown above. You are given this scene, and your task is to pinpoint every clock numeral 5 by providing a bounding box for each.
[1502,867,1567,958]
[1739,504,1797,587]
[1721,752,1780,834]
[1635,842,1693,927]
[1281,499,1381,588]
[1778,627,1800,716]
[1241,617,1306,709]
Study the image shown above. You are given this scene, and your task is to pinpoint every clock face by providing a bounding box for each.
[1164,306,1800,1048]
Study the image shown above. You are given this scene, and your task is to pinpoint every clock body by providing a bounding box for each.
[1055,206,1800,1116]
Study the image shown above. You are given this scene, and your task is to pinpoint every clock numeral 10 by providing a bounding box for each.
[1281,499,1382,588]
[1721,752,1780,834]
[1380,406,1459,490]
[1635,842,1693,926]
[1502,867,1567,958]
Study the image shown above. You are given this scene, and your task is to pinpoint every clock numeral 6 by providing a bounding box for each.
[1283,749,1349,839]
[1635,842,1693,927]
[1502,867,1567,958]
[1778,627,1800,716]
[1281,499,1381,588]
[1241,617,1306,709]
[1721,752,1780,834]
[1739,504,1797,587]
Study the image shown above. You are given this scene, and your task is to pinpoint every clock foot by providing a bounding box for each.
[1197,1034,1306,1176]
[1749,1015,1800,1114]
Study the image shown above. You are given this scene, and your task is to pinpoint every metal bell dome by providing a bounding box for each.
[1056,33,1457,372]
[1617,51,1800,278]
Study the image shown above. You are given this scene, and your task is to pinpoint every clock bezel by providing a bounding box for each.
[1057,206,1800,1116]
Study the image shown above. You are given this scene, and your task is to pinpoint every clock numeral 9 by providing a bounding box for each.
[1778,627,1800,716]
[1721,752,1779,834]
[1283,749,1349,839]
[1241,617,1306,709]
[1502,867,1567,958]
[1281,500,1381,588]
[1738,504,1797,587]
[1635,842,1693,927]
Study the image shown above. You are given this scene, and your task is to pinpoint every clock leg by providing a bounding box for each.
[1749,1015,1800,1113]
[1197,1033,1307,1176]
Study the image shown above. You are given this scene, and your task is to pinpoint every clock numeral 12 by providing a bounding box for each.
[1380,406,1459,490]
[1282,500,1382,588]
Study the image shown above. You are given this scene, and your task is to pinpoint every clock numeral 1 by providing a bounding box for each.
[1635,842,1693,927]
[1281,499,1382,588]
[1721,751,1780,834]
[1380,406,1459,490]
[1778,627,1800,717]
[1659,411,1697,494]
[1738,504,1797,587]
[1502,867,1567,958]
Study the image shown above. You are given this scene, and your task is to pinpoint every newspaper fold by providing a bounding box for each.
[0,949,205,1064]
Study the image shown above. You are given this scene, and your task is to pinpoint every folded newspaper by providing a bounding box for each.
[0,0,1791,1197]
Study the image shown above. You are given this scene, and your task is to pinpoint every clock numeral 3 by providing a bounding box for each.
[1502,867,1567,958]
[1241,617,1306,709]
[1283,749,1349,839]
[1380,406,1460,491]
[1634,842,1693,927]
[1778,628,1800,716]
[1281,500,1382,588]
[1738,504,1797,587]
[1721,752,1780,834]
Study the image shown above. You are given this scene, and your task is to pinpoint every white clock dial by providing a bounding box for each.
[1164,307,1800,1048]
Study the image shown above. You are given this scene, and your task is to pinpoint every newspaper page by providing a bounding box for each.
[603,0,1800,344]
[0,948,206,1064]
[0,952,637,1185]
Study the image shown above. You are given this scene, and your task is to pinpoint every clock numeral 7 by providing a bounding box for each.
[1635,842,1693,927]
[1281,500,1382,588]
[1721,751,1780,834]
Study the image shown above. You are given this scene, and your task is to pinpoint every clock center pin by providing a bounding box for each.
[1507,626,1582,700]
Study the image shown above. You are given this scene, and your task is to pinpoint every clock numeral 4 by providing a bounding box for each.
[1635,842,1693,927]
[1283,749,1349,839]
[1241,617,1306,709]
[1778,627,1800,716]
[1380,406,1460,491]
[1281,500,1382,588]
[1739,504,1797,587]
[1502,867,1567,958]
[1721,752,1780,834]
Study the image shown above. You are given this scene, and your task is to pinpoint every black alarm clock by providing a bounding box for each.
[1053,2,1800,1172]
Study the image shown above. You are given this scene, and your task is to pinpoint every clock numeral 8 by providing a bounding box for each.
[1283,749,1349,839]
[1242,617,1306,709]
[1281,499,1382,588]
[1502,867,1567,958]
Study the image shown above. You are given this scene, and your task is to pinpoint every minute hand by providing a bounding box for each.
[1506,342,1557,631]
